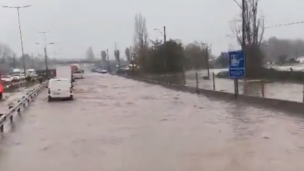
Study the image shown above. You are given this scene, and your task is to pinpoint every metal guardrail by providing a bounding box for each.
[0,81,47,134]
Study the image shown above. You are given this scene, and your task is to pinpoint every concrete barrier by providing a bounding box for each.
[119,74,304,114]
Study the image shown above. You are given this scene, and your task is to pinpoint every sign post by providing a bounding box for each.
[228,50,245,100]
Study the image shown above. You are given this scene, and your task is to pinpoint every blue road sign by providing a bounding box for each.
[228,50,245,78]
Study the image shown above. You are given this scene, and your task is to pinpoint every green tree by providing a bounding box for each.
[86,47,95,60]
[145,39,184,74]
[184,41,209,70]
[215,54,229,68]
[125,47,131,62]
[164,40,184,73]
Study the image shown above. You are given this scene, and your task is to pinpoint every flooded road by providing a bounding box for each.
[1,73,304,171]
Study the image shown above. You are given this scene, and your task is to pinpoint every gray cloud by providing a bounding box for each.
[0,0,303,58]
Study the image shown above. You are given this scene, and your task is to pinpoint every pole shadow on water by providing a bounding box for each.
[240,81,264,97]
[226,104,257,139]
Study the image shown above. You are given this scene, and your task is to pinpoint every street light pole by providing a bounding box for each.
[106,49,110,72]
[163,26,166,43]
[3,5,31,74]
[163,26,167,75]
[44,47,49,78]
[154,26,168,74]
[38,31,50,47]
[31,52,34,68]
[38,31,50,78]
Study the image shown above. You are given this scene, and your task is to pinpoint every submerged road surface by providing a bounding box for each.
[0,73,304,171]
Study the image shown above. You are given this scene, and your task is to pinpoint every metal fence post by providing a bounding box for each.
[302,84,304,102]
[195,72,199,93]
[0,122,3,133]
[212,72,215,91]
[261,80,265,97]
[243,80,247,95]
[17,108,21,116]
[22,97,26,107]
[9,113,13,123]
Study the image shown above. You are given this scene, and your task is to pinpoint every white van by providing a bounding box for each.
[48,78,73,101]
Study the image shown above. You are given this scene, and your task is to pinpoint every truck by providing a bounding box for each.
[56,65,73,82]
[70,64,84,79]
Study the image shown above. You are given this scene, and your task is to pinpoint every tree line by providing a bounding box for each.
[119,13,214,74]
[120,0,264,77]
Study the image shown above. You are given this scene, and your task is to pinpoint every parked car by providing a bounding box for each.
[1,74,13,82]
[101,69,107,73]
[91,68,98,72]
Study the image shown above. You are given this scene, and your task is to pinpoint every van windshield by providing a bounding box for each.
[74,70,82,73]
[12,73,21,76]
[49,79,71,87]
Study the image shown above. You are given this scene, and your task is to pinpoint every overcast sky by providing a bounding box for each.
[0,0,303,59]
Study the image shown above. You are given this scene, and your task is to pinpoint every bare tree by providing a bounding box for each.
[133,13,149,70]
[101,50,107,62]
[230,0,265,77]
[0,43,14,63]
[86,47,95,60]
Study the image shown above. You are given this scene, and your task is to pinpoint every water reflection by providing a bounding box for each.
[227,104,257,140]
[149,74,185,85]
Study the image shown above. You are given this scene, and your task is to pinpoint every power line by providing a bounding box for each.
[265,20,304,29]
[231,0,304,29]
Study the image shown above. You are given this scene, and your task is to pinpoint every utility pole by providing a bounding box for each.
[238,0,246,96]
[31,53,34,68]
[154,27,167,73]
[206,45,211,79]
[163,26,167,75]
[242,0,245,59]
[38,31,50,79]
[106,49,110,72]
[44,47,49,78]
[163,26,166,43]
[114,42,120,69]
[130,46,134,71]
[3,5,31,74]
